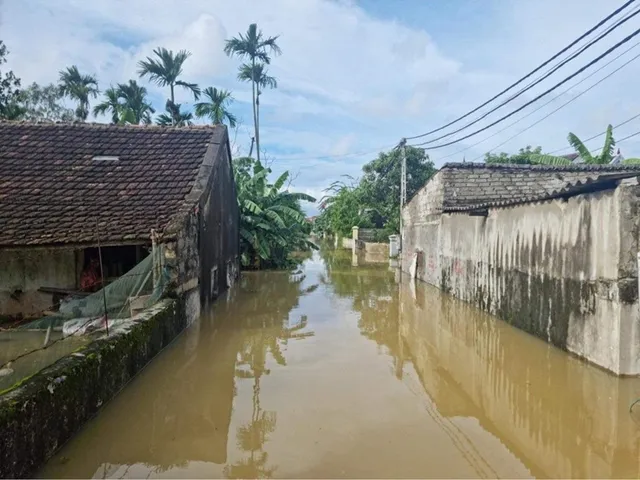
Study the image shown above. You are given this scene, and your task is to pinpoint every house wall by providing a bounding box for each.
[168,129,240,327]
[0,249,77,318]
[402,180,640,375]
[199,140,239,310]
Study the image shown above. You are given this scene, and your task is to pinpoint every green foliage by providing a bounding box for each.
[58,65,99,121]
[484,146,542,164]
[93,86,122,123]
[234,157,316,269]
[316,146,435,237]
[359,146,435,232]
[137,47,200,107]
[156,100,193,126]
[511,126,622,166]
[225,24,281,162]
[93,81,155,125]
[117,80,155,124]
[0,41,22,120]
[194,87,237,127]
[18,82,74,122]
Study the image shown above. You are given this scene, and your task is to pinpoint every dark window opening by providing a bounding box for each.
[80,245,148,292]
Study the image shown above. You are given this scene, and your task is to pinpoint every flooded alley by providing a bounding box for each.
[40,249,640,479]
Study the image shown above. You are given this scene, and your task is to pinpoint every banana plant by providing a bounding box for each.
[234,157,317,269]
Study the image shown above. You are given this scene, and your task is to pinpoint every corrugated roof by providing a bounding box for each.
[0,122,226,247]
[440,162,640,212]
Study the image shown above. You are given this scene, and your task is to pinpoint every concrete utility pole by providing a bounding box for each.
[399,138,407,251]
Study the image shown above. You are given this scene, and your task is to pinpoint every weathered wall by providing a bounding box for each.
[341,237,354,249]
[0,299,185,479]
[0,249,77,318]
[199,140,239,309]
[167,127,239,326]
[402,181,640,375]
[363,242,389,264]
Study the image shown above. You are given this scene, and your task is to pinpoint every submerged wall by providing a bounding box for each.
[0,299,185,478]
[0,249,77,318]
[402,181,640,375]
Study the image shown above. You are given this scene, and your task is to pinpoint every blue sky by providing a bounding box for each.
[2,0,640,214]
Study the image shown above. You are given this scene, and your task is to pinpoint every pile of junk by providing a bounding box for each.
[17,251,169,338]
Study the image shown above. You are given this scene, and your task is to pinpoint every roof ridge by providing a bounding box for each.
[0,120,221,131]
[442,162,640,171]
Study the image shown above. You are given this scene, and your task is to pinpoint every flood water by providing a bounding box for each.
[40,249,640,478]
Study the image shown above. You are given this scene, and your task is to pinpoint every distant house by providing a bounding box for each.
[0,122,239,324]
[402,162,640,375]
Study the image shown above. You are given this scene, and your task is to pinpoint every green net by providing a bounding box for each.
[18,254,168,335]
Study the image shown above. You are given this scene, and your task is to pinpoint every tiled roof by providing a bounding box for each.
[440,162,640,212]
[0,122,226,247]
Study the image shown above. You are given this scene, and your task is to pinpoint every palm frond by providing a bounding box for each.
[175,80,201,100]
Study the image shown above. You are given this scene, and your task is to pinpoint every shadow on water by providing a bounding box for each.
[39,247,640,479]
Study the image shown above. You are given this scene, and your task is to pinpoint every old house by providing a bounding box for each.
[0,122,239,325]
[402,162,640,375]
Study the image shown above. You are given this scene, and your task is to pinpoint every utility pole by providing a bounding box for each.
[399,138,407,252]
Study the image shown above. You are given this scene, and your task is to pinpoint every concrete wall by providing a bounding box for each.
[0,299,185,478]
[402,180,640,375]
[0,249,77,318]
[363,242,389,264]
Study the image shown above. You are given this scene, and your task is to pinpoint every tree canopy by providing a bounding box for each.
[234,157,317,269]
[316,146,436,237]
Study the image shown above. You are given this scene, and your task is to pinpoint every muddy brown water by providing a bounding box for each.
[40,250,640,478]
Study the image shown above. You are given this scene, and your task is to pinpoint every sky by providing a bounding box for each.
[2,0,640,214]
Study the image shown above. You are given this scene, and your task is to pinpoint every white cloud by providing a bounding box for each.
[2,0,639,200]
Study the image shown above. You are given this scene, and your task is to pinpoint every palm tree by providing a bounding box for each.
[92,87,121,124]
[238,63,277,153]
[137,47,200,125]
[194,87,237,127]
[224,24,281,162]
[156,100,193,126]
[117,80,155,124]
[58,65,99,121]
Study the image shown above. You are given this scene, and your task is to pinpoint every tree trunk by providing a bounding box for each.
[252,57,260,163]
[256,94,261,162]
[170,84,175,126]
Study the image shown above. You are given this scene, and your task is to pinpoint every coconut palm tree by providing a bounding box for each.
[238,63,277,153]
[194,87,237,127]
[58,65,99,121]
[92,87,122,124]
[137,47,200,125]
[155,100,193,126]
[117,80,155,124]
[224,24,281,162]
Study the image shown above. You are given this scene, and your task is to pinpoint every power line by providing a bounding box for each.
[545,112,640,155]
[405,0,638,141]
[410,4,640,146]
[469,50,640,161]
[435,39,640,163]
[410,26,640,150]
[274,144,396,162]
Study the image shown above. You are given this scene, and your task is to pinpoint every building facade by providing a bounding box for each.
[402,163,640,375]
[0,122,239,325]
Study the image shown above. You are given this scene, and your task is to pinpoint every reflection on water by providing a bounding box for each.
[40,249,640,478]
